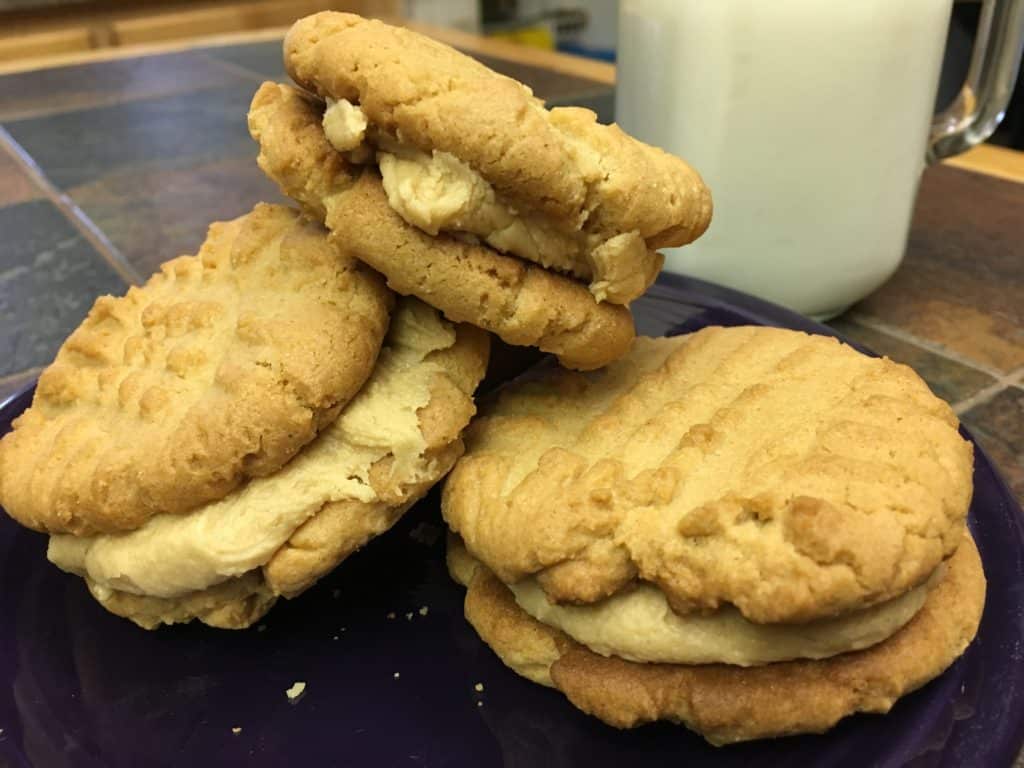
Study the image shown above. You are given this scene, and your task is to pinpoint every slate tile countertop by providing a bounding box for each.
[0,35,1020,513]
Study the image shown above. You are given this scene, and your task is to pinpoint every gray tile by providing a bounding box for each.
[4,84,259,190]
[0,200,125,376]
[962,386,1024,503]
[198,40,288,80]
[0,51,247,122]
[68,154,287,277]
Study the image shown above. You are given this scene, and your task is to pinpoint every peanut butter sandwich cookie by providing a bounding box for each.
[283,12,711,306]
[249,81,636,371]
[48,298,489,629]
[0,204,391,536]
[442,325,984,743]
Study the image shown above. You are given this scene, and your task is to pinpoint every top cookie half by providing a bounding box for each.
[442,326,974,624]
[283,12,712,304]
[0,204,392,536]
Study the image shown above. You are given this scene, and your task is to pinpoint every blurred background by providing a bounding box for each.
[0,0,1019,149]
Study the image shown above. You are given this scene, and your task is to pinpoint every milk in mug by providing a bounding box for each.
[616,0,954,317]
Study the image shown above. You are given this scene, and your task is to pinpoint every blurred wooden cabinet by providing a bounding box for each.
[0,0,401,66]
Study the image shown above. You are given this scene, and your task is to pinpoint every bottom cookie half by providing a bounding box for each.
[454,532,985,745]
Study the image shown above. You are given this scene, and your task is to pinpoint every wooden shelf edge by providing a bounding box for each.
[0,25,291,75]
[402,18,615,86]
[0,13,615,85]
[943,144,1024,184]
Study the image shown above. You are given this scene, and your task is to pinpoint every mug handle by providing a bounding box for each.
[929,0,1024,161]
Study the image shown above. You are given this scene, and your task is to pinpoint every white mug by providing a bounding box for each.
[616,0,1024,318]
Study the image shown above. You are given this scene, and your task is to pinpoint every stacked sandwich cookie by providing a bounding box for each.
[0,14,711,630]
[247,12,712,370]
[442,326,985,743]
[0,204,489,628]
[0,9,989,748]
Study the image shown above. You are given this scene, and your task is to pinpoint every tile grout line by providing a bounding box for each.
[849,311,1011,379]
[953,381,1011,415]
[196,52,277,85]
[0,126,143,286]
[952,368,1024,414]
[0,79,247,124]
[846,315,1024,414]
[0,43,280,122]
[1004,367,1024,393]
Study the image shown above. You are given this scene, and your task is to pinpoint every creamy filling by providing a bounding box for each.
[377,148,591,273]
[510,568,941,666]
[322,97,367,152]
[321,98,652,304]
[48,301,457,598]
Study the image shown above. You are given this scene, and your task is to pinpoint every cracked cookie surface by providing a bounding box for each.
[442,326,974,623]
[248,82,635,371]
[0,203,392,535]
[282,12,712,305]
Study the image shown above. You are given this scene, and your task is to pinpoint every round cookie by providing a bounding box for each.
[442,326,974,623]
[49,299,489,629]
[248,82,635,371]
[453,531,986,745]
[0,204,392,536]
[282,12,712,305]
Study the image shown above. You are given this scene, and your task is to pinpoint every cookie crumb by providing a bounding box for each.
[393,672,401,680]
[257,624,266,633]
[332,635,338,640]
[387,612,396,620]
[285,681,306,701]
[405,612,413,621]
[231,727,242,735]
[476,701,483,707]
[418,606,429,616]
[474,683,484,692]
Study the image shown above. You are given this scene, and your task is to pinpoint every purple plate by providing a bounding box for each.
[2,274,1022,768]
